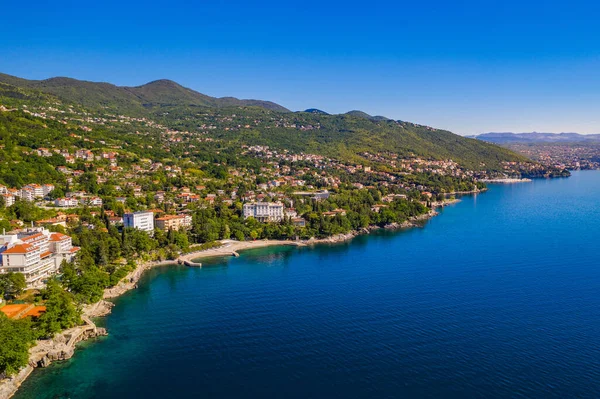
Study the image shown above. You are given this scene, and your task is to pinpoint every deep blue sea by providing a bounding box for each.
[14,171,600,399]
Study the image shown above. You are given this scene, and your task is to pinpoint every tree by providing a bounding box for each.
[0,314,34,376]
[36,279,81,338]
[0,272,26,298]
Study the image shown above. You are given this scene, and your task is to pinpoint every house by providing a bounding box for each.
[285,208,298,218]
[108,216,124,226]
[154,191,165,203]
[323,209,347,217]
[371,204,389,213]
[292,217,306,227]
[36,218,67,227]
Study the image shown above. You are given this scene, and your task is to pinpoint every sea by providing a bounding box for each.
[14,170,600,398]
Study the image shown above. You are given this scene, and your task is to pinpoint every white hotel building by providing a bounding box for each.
[0,228,80,288]
[242,202,284,222]
[124,211,155,233]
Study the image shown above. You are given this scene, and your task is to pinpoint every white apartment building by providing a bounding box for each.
[42,184,55,196]
[242,202,284,222]
[19,184,54,200]
[80,197,103,206]
[124,211,155,233]
[2,194,15,207]
[21,184,41,199]
[55,197,79,207]
[0,228,79,287]
[20,188,35,202]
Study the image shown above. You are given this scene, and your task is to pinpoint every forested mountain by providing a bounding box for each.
[0,72,532,171]
[0,73,290,113]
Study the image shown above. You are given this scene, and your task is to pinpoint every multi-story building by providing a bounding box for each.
[80,197,103,206]
[55,197,79,207]
[42,184,55,196]
[155,214,192,231]
[1,194,15,207]
[20,187,35,202]
[22,184,44,198]
[124,211,154,233]
[0,228,79,287]
[242,202,284,222]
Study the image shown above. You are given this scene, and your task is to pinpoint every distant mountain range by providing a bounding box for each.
[0,73,291,113]
[470,132,600,144]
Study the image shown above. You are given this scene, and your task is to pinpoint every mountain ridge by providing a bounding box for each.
[0,71,551,172]
[0,73,291,113]
[471,132,600,144]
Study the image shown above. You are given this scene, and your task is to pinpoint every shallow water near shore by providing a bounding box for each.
[14,171,600,398]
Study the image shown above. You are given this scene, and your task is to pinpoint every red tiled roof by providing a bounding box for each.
[40,250,52,258]
[21,233,44,242]
[2,243,35,254]
[49,233,70,242]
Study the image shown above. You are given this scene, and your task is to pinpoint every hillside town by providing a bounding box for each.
[0,94,569,392]
[506,143,600,170]
[0,100,564,291]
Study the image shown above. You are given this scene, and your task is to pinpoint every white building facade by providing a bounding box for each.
[242,202,284,222]
[0,228,79,288]
[124,211,155,233]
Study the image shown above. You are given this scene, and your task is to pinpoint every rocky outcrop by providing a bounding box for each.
[28,318,107,369]
[307,232,357,244]
[84,300,114,318]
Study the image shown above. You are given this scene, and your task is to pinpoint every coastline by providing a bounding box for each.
[479,178,532,184]
[0,203,453,398]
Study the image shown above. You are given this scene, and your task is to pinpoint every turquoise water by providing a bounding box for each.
[14,171,600,398]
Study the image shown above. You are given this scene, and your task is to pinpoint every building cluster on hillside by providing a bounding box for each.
[0,184,54,207]
[0,98,554,294]
[507,144,600,170]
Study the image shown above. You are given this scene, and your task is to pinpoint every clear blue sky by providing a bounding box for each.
[2,0,600,135]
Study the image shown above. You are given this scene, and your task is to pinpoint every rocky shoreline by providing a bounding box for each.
[0,261,163,399]
[0,202,454,398]
[0,312,109,399]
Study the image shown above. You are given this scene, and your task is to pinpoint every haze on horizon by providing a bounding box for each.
[2,0,600,136]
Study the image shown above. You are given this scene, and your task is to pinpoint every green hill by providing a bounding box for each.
[0,73,290,113]
[0,72,532,171]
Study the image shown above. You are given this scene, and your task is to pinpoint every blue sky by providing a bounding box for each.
[2,0,600,135]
